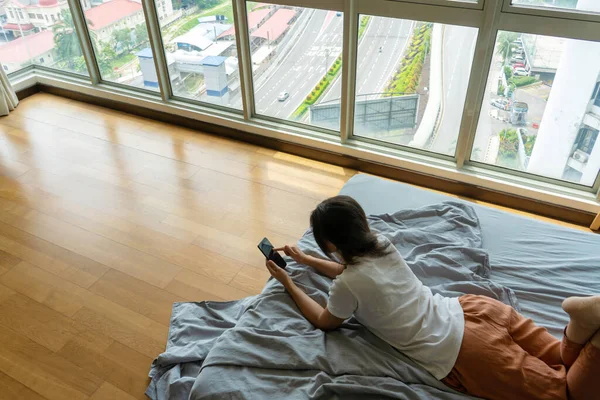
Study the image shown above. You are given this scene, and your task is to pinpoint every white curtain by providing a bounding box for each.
[0,63,18,117]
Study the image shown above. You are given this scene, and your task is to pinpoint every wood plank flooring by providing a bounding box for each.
[0,93,590,399]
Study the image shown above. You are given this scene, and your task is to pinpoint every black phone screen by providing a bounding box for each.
[258,237,287,268]
[258,237,274,259]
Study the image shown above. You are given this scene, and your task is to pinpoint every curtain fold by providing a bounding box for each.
[0,64,18,117]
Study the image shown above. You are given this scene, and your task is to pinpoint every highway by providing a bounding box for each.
[321,17,411,103]
[430,25,477,155]
[253,10,343,120]
[220,11,412,127]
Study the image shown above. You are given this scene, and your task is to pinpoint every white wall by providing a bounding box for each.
[526,0,600,183]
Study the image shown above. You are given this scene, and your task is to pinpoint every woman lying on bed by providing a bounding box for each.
[265,195,600,400]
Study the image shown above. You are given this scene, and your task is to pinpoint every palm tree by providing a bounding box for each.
[53,9,94,71]
[496,32,519,64]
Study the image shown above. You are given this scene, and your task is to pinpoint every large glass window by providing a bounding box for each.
[352,16,477,156]
[0,8,87,76]
[80,0,157,91]
[249,5,343,131]
[512,0,600,15]
[471,30,600,186]
[157,0,241,109]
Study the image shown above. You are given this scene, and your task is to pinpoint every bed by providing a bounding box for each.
[146,174,600,400]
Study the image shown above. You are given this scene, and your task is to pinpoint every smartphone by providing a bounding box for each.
[258,237,287,269]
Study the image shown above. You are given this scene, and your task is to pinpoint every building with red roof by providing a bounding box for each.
[250,8,296,43]
[0,30,55,73]
[83,0,145,43]
[2,0,68,37]
[218,8,271,40]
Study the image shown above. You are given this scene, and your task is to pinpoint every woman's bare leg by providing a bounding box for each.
[562,296,600,344]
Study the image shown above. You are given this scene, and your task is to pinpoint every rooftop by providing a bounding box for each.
[172,31,214,51]
[136,47,154,58]
[0,30,54,63]
[218,8,270,39]
[201,55,227,67]
[84,0,143,31]
[2,23,36,31]
[251,8,296,41]
[522,34,566,73]
[10,0,62,9]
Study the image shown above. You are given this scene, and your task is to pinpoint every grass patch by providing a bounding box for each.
[109,52,136,70]
[170,0,233,38]
[509,75,538,87]
[384,23,432,95]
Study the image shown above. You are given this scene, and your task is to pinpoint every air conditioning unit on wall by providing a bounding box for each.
[573,150,589,163]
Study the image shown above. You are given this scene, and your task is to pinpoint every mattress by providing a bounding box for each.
[340,174,600,337]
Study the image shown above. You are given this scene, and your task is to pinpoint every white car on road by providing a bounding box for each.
[278,91,290,101]
[513,68,530,76]
[491,98,510,111]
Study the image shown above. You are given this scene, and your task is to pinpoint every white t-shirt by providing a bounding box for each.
[327,236,464,380]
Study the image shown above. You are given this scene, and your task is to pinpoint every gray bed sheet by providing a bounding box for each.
[148,201,513,400]
[340,174,600,338]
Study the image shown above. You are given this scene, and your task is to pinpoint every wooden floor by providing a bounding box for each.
[0,93,590,400]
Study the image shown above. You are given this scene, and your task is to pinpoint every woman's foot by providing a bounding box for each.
[562,296,600,344]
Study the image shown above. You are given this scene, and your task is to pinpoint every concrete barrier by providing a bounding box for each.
[410,23,442,148]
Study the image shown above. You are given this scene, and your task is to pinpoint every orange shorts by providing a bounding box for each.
[442,295,600,400]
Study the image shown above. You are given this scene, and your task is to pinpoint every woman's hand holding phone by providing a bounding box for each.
[274,245,309,265]
[265,260,292,288]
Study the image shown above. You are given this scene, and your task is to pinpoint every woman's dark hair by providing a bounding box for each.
[310,195,391,265]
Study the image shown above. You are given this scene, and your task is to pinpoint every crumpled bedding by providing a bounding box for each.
[145,202,521,399]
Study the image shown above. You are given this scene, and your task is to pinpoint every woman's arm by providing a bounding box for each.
[266,260,345,331]
[275,245,344,279]
[304,255,344,279]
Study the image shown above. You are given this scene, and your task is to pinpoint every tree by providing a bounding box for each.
[134,24,149,46]
[112,28,134,53]
[95,41,117,77]
[496,31,519,64]
[53,9,84,70]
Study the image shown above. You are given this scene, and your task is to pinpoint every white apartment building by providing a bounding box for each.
[2,0,68,36]
[527,0,600,186]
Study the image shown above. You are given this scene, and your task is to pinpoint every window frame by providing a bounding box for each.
[459,0,600,192]
[503,0,600,24]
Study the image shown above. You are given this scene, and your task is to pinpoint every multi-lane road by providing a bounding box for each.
[430,25,478,155]
[321,17,411,104]
[253,10,343,120]
[224,10,411,126]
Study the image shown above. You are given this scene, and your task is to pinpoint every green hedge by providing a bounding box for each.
[497,82,505,96]
[328,57,342,77]
[384,23,432,95]
[358,16,371,39]
[499,129,519,159]
[523,133,537,156]
[504,66,513,81]
[509,76,538,87]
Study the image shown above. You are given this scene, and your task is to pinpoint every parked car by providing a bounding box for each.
[513,67,530,76]
[511,56,525,64]
[277,91,290,101]
[491,98,510,110]
[336,11,342,16]
[512,62,526,70]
